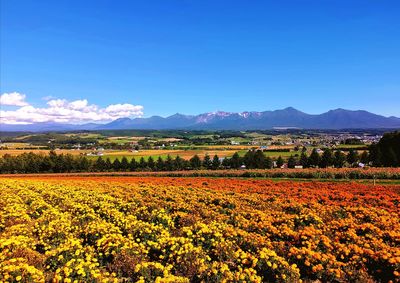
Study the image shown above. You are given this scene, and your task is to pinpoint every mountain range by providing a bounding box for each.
[1,107,400,132]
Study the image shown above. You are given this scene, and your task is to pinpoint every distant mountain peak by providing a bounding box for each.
[114,117,132,122]
[98,108,400,130]
[171,112,183,116]
[330,108,347,112]
[283,106,297,111]
[168,113,194,119]
[2,107,399,132]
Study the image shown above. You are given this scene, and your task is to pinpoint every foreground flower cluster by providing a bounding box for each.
[0,177,399,282]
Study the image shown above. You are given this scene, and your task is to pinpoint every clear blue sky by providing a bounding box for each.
[1,0,400,120]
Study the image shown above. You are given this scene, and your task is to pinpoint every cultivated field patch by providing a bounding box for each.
[0,177,399,282]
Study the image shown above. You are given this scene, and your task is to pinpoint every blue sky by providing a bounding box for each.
[1,0,400,123]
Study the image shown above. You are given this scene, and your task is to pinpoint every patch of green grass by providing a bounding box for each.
[336,144,367,149]
[87,154,178,162]
[263,151,298,158]
[105,139,134,145]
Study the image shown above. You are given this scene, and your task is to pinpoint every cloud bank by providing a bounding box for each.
[0,92,144,124]
[0,92,29,106]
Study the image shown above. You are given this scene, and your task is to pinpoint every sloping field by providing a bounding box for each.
[0,149,239,160]
[0,149,91,156]
[0,177,399,282]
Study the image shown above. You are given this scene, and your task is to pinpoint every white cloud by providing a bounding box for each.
[69,99,89,110]
[105,103,144,114]
[42,95,55,101]
[0,92,29,106]
[47,99,67,108]
[0,93,144,124]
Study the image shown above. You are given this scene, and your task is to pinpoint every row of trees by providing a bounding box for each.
[285,148,368,169]
[1,131,399,173]
[282,131,400,168]
[0,148,368,174]
[0,151,92,174]
[369,131,400,167]
[0,150,273,173]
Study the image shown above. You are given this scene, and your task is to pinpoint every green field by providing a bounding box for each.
[89,149,302,162]
[87,154,178,162]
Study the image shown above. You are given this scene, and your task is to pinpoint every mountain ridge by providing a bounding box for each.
[1,107,400,132]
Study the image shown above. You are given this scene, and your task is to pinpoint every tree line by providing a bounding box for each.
[1,131,399,173]
[0,150,266,173]
[369,131,400,167]
[284,147,368,169]
[0,148,372,174]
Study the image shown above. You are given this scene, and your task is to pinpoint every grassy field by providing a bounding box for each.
[89,149,241,161]
[0,147,305,160]
[263,150,301,158]
[335,144,367,149]
[0,145,247,159]
[176,145,255,149]
[0,149,91,156]
[0,142,361,162]
[0,142,46,149]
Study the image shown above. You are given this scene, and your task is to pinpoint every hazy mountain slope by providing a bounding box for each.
[97,108,400,130]
[1,108,399,131]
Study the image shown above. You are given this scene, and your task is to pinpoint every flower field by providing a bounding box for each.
[1,176,399,282]
[4,167,400,180]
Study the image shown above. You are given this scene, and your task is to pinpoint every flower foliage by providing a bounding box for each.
[0,177,399,282]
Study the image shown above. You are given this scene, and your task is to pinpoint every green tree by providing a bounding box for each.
[147,156,155,170]
[78,156,90,172]
[373,131,400,166]
[222,157,231,168]
[190,155,202,169]
[308,149,320,167]
[156,157,165,171]
[347,149,359,166]
[287,155,297,168]
[26,152,40,173]
[139,157,147,170]
[384,147,398,167]
[320,148,333,168]
[165,155,174,171]
[360,151,369,164]
[374,147,383,167]
[202,154,212,169]
[95,157,105,171]
[120,157,129,171]
[112,158,121,171]
[299,152,308,168]
[265,157,273,169]
[254,150,267,169]
[369,144,382,167]
[174,156,185,170]
[333,150,346,168]
[212,155,221,170]
[244,150,267,169]
[129,158,137,171]
[40,156,54,172]
[63,154,75,172]
[230,152,242,169]
[276,156,284,168]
